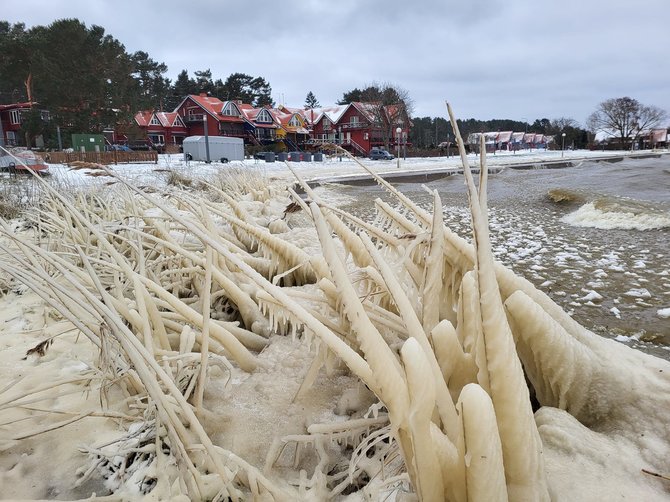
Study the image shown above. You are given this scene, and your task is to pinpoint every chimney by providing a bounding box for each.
[199,92,208,97]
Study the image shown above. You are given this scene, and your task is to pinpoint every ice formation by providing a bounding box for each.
[0,109,669,501]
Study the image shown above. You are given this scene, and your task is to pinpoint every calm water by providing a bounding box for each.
[321,156,670,357]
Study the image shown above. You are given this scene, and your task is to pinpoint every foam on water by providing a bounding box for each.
[561,201,670,230]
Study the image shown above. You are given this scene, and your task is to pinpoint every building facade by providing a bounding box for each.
[133,94,411,156]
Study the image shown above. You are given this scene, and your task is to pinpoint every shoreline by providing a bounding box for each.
[301,150,668,188]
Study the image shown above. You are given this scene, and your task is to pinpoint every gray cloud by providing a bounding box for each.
[4,0,669,126]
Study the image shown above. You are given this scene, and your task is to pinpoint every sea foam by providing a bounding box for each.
[561,202,670,231]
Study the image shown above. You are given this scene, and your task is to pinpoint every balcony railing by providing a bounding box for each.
[340,121,369,130]
[184,114,205,123]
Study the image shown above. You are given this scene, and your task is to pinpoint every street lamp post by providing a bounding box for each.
[561,132,566,158]
[203,114,211,163]
[396,127,401,168]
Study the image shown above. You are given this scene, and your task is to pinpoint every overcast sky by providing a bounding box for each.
[4,0,669,125]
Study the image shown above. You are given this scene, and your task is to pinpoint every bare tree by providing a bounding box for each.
[550,117,579,131]
[353,82,413,149]
[587,97,666,149]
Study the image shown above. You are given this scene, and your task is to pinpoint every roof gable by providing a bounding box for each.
[175,94,225,121]
[256,108,274,124]
[134,110,153,127]
[221,101,242,117]
[172,114,186,128]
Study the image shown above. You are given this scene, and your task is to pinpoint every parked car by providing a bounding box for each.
[127,140,152,151]
[369,148,394,160]
[108,144,132,152]
[253,151,277,160]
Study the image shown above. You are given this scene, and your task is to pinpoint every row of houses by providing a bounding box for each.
[466,131,551,152]
[470,129,670,152]
[131,93,410,156]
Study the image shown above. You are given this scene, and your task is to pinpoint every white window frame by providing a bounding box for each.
[222,102,240,117]
[149,115,161,126]
[323,117,331,131]
[256,109,273,123]
[289,115,302,127]
[149,134,165,145]
[9,110,21,124]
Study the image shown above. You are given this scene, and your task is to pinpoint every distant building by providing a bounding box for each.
[134,110,188,150]
[0,101,49,147]
[467,131,548,152]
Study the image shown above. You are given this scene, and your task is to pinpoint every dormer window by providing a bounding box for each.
[323,117,331,131]
[149,115,161,126]
[289,115,301,127]
[256,109,273,124]
[222,102,240,117]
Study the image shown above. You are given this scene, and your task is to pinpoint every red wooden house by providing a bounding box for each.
[239,104,279,144]
[307,102,410,156]
[0,101,49,147]
[174,94,248,141]
[134,110,188,149]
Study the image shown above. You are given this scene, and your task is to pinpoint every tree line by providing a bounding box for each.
[408,116,592,151]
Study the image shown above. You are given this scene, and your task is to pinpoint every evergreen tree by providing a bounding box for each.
[251,76,273,107]
[220,73,273,107]
[130,51,170,110]
[166,70,196,110]
[0,22,31,102]
[27,19,137,134]
[337,87,363,105]
[304,91,320,109]
[194,68,213,94]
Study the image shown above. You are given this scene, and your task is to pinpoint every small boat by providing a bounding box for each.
[0,148,49,175]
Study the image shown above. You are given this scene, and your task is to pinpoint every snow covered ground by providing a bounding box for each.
[46,148,661,187]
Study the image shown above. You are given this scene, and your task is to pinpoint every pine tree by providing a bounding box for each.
[130,51,170,110]
[304,91,320,109]
[165,70,196,110]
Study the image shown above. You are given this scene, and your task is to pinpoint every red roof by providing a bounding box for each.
[188,94,225,117]
[134,111,153,127]
[135,110,187,129]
